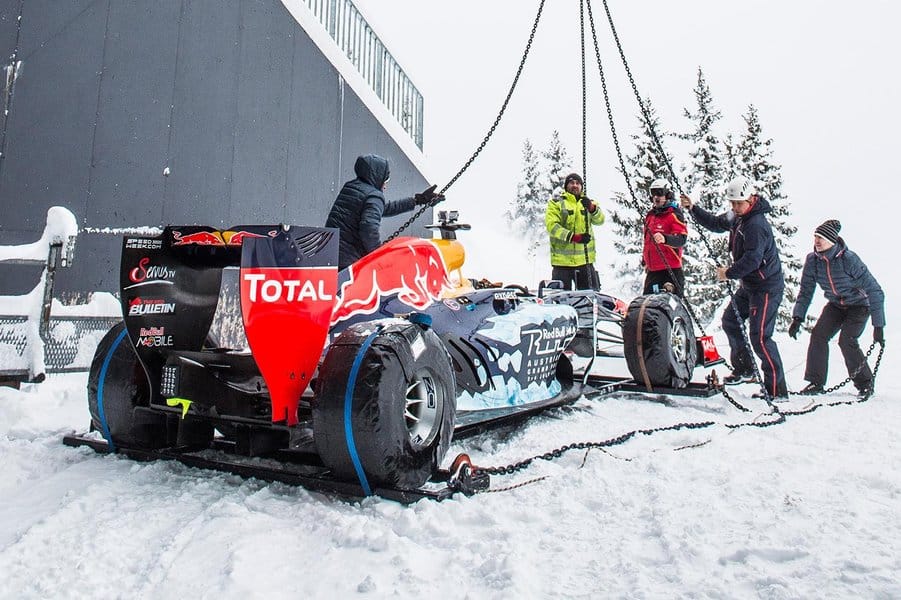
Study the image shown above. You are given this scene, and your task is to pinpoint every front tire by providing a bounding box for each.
[623,293,697,388]
[313,320,456,491]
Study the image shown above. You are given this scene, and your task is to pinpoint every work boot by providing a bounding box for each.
[722,371,756,386]
[799,382,825,395]
[857,385,873,400]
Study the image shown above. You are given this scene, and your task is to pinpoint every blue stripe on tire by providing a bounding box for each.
[97,327,128,452]
[344,328,381,497]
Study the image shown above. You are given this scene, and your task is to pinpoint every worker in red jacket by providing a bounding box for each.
[642,179,688,296]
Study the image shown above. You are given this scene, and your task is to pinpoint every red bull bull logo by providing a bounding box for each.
[172,229,278,246]
[172,230,225,246]
[223,229,277,245]
[331,238,451,325]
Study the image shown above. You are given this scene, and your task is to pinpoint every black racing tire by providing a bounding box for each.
[87,322,172,449]
[622,293,697,389]
[313,320,456,491]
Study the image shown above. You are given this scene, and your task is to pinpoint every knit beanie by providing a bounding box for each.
[564,173,583,187]
[814,219,841,243]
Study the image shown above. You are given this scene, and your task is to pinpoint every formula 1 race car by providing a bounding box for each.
[68,211,719,500]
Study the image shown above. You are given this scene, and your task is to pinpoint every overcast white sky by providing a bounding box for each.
[354,0,899,313]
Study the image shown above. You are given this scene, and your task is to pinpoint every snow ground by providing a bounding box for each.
[1,334,898,599]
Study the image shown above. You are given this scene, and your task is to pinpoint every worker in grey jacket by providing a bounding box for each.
[789,219,885,398]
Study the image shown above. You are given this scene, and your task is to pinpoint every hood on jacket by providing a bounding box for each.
[354,154,390,189]
[743,195,773,217]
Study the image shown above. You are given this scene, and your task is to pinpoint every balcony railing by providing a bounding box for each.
[305,0,424,149]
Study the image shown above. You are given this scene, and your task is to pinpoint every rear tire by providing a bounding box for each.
[87,322,171,449]
[623,293,697,388]
[313,320,456,491]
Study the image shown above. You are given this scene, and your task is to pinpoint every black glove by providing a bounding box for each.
[874,326,884,345]
[580,197,595,212]
[571,233,591,244]
[788,317,802,339]
[414,184,440,206]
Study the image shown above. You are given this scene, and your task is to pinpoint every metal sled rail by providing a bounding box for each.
[62,376,717,502]
[62,434,456,504]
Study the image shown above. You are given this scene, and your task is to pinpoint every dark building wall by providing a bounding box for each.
[0,0,430,296]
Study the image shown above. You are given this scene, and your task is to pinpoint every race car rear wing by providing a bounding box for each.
[120,225,338,424]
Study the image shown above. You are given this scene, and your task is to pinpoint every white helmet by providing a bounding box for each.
[649,178,672,199]
[725,176,756,201]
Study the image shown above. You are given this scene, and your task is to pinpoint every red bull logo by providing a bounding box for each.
[172,230,225,246]
[331,238,451,325]
[223,229,277,245]
[172,229,278,246]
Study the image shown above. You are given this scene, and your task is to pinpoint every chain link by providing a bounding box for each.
[594,0,766,401]
[475,420,715,477]
[474,341,884,488]
[580,0,587,185]
[789,341,881,396]
[385,0,549,242]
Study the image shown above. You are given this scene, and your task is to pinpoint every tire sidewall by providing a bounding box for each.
[87,322,166,448]
[623,294,696,388]
[314,321,456,491]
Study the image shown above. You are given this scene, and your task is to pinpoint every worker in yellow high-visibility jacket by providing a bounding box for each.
[544,173,605,290]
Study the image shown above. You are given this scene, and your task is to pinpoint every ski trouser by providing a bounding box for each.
[552,264,598,291]
[722,284,787,397]
[643,268,685,297]
[804,303,872,391]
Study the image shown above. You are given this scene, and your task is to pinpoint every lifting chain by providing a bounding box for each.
[592,0,772,397]
[585,0,713,340]
[580,0,588,183]
[474,420,715,477]
[473,341,884,491]
[385,0,549,242]
[789,340,883,396]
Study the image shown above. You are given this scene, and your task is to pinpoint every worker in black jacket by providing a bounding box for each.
[681,176,787,399]
[325,154,441,269]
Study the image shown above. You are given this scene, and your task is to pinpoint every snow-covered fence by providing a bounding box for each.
[0,207,121,386]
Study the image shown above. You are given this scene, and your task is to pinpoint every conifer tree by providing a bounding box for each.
[504,138,548,260]
[542,130,572,195]
[680,67,729,325]
[607,98,672,294]
[733,105,801,328]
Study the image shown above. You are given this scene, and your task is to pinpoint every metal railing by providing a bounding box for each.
[304,0,424,149]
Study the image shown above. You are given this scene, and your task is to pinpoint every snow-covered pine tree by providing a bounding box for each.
[504,138,549,261]
[680,67,730,325]
[543,131,572,196]
[608,98,672,295]
[733,104,801,328]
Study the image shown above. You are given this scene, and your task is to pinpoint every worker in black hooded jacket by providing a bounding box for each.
[681,176,787,399]
[325,154,441,270]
